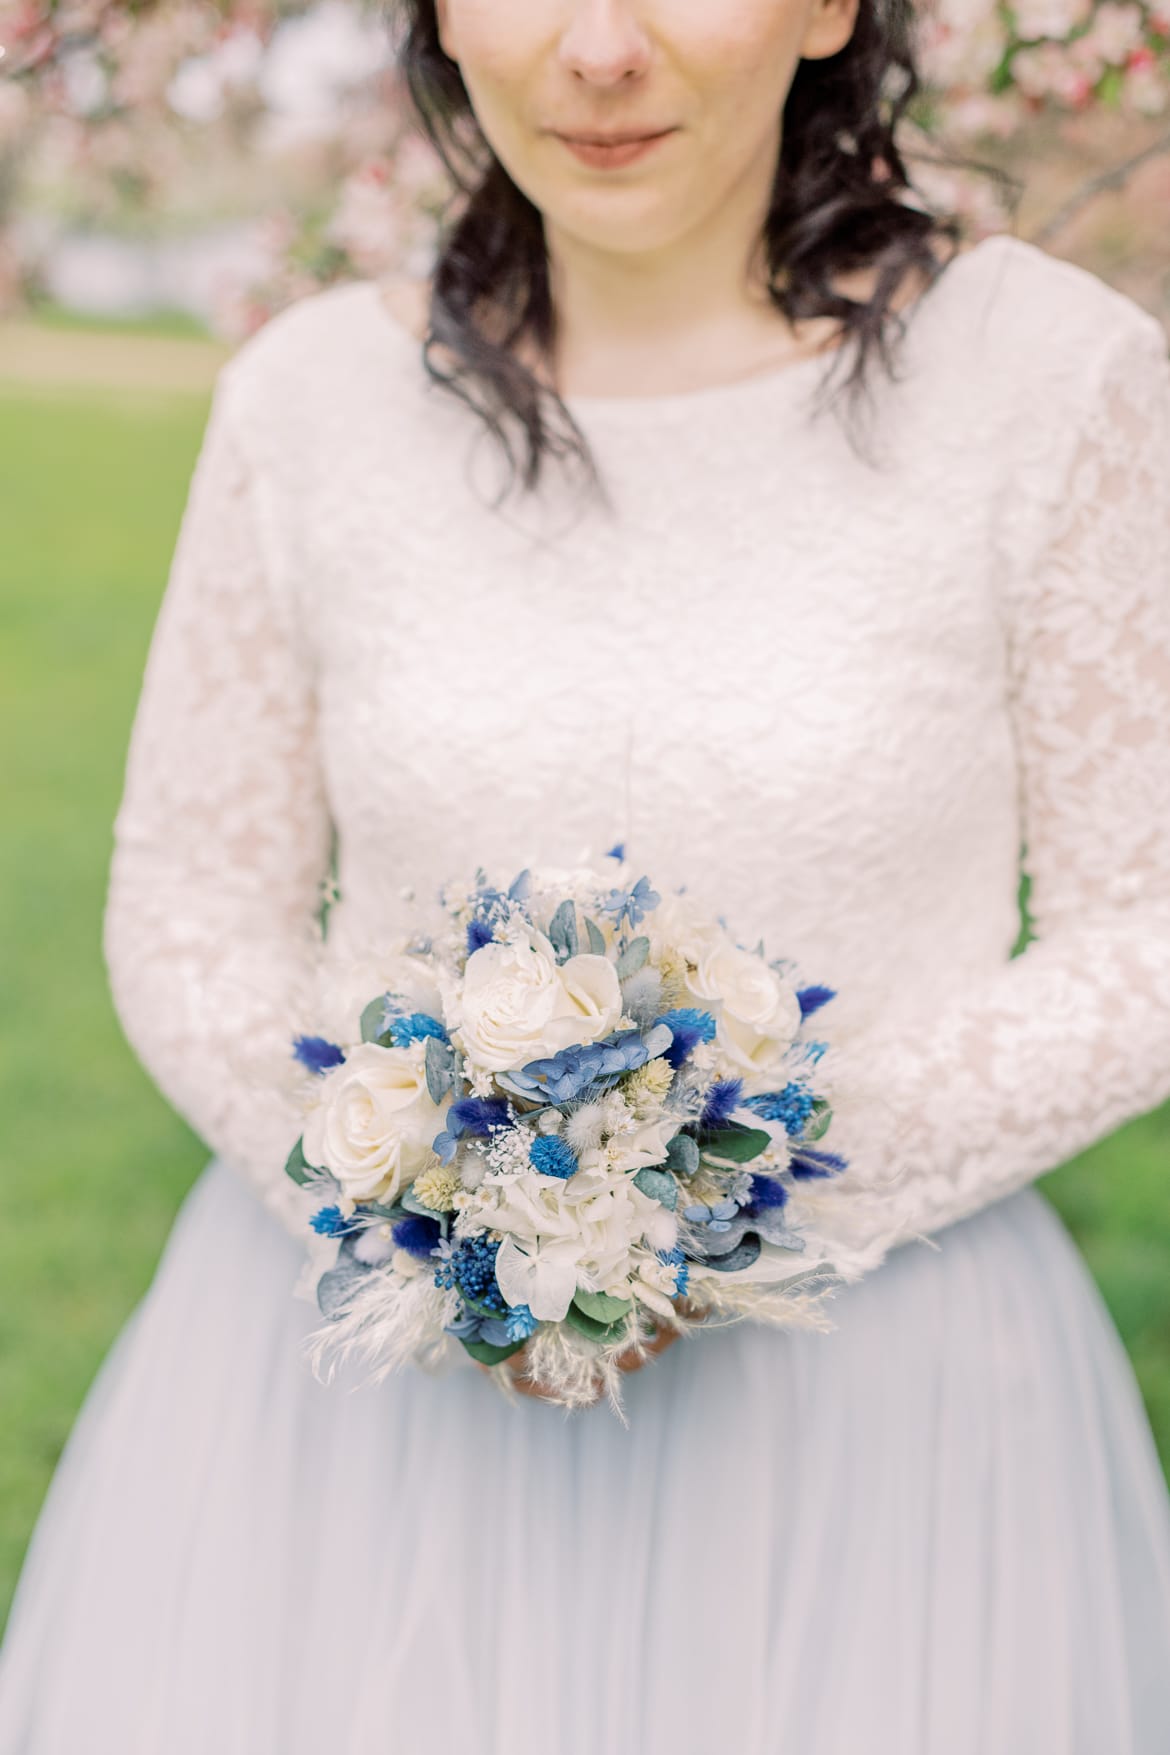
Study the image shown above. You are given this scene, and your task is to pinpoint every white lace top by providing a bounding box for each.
[103,232,1170,1263]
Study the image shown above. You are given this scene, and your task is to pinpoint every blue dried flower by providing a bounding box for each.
[744,1173,789,1211]
[467,917,495,954]
[605,842,626,861]
[389,1012,449,1048]
[788,1146,848,1181]
[292,1035,345,1075]
[681,1198,739,1233]
[657,1244,690,1297]
[507,1029,650,1103]
[796,984,837,1018]
[434,1232,507,1313]
[598,874,660,930]
[742,1082,816,1134]
[310,1204,361,1237]
[529,1134,579,1179]
[391,1214,443,1257]
[700,1077,744,1127]
[433,1096,514,1163]
[655,1007,717,1069]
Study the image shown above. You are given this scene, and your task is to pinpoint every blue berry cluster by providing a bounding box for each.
[434,1232,507,1314]
[742,1081,816,1134]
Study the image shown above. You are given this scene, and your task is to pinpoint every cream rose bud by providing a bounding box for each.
[686,939,804,1077]
[455,924,623,1072]
[302,1041,450,1202]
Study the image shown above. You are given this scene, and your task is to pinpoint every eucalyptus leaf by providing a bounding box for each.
[424,1034,455,1104]
[547,898,579,964]
[665,1133,700,1177]
[633,1167,678,1210]
[700,1124,772,1164]
[360,992,396,1045]
[584,916,607,956]
[700,1234,763,1273]
[460,1336,530,1365]
[572,1289,633,1323]
[316,1255,373,1321]
[615,935,649,979]
[564,1305,631,1343]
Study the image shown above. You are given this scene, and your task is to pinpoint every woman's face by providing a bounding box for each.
[433,0,858,261]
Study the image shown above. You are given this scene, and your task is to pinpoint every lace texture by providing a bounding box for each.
[103,362,333,1235]
[825,294,1170,1256]
[103,236,1170,1267]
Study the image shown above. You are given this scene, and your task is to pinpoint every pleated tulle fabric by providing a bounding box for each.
[2,1155,1169,1754]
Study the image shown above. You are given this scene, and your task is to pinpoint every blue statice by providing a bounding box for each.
[742,1081,816,1134]
[310,1204,362,1238]
[387,1011,450,1049]
[657,1245,690,1297]
[292,1034,345,1075]
[391,1214,443,1257]
[432,1096,514,1165]
[598,874,661,930]
[796,983,837,1019]
[655,1007,716,1069]
[529,1134,579,1179]
[433,1232,507,1314]
[506,1029,651,1103]
[682,1198,739,1233]
[699,1077,744,1127]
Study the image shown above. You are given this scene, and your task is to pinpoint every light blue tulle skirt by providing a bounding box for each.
[2,1156,1169,1754]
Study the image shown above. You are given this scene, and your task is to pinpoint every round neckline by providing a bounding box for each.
[364,234,1005,422]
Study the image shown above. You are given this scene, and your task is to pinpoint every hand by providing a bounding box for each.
[476,1298,706,1406]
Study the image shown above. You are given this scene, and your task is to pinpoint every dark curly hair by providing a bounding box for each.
[387,0,1019,509]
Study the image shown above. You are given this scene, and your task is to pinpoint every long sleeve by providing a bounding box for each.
[102,358,334,1237]
[828,297,1170,1260]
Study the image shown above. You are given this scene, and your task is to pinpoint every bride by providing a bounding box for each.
[3,0,1170,1746]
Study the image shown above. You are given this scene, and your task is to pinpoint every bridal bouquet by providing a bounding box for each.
[284,856,853,1413]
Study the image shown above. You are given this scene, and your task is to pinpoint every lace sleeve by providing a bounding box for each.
[102,360,333,1237]
[829,299,1170,1260]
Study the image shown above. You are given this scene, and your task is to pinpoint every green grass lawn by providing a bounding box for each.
[1,366,1168,1639]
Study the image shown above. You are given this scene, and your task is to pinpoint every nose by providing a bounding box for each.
[557,0,653,86]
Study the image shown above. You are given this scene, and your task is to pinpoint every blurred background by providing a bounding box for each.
[1,0,1168,1637]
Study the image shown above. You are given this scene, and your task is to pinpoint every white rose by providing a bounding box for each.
[686,939,803,1080]
[302,1040,450,1202]
[455,923,622,1072]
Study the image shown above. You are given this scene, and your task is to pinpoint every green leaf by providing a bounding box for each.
[572,1288,633,1323]
[564,1304,631,1343]
[424,1033,455,1103]
[615,935,649,979]
[584,916,607,956]
[633,1167,678,1209]
[547,898,579,964]
[284,1136,317,1185]
[460,1336,530,1365]
[665,1132,700,1177]
[699,1123,772,1163]
[360,992,396,1045]
[803,1098,833,1142]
